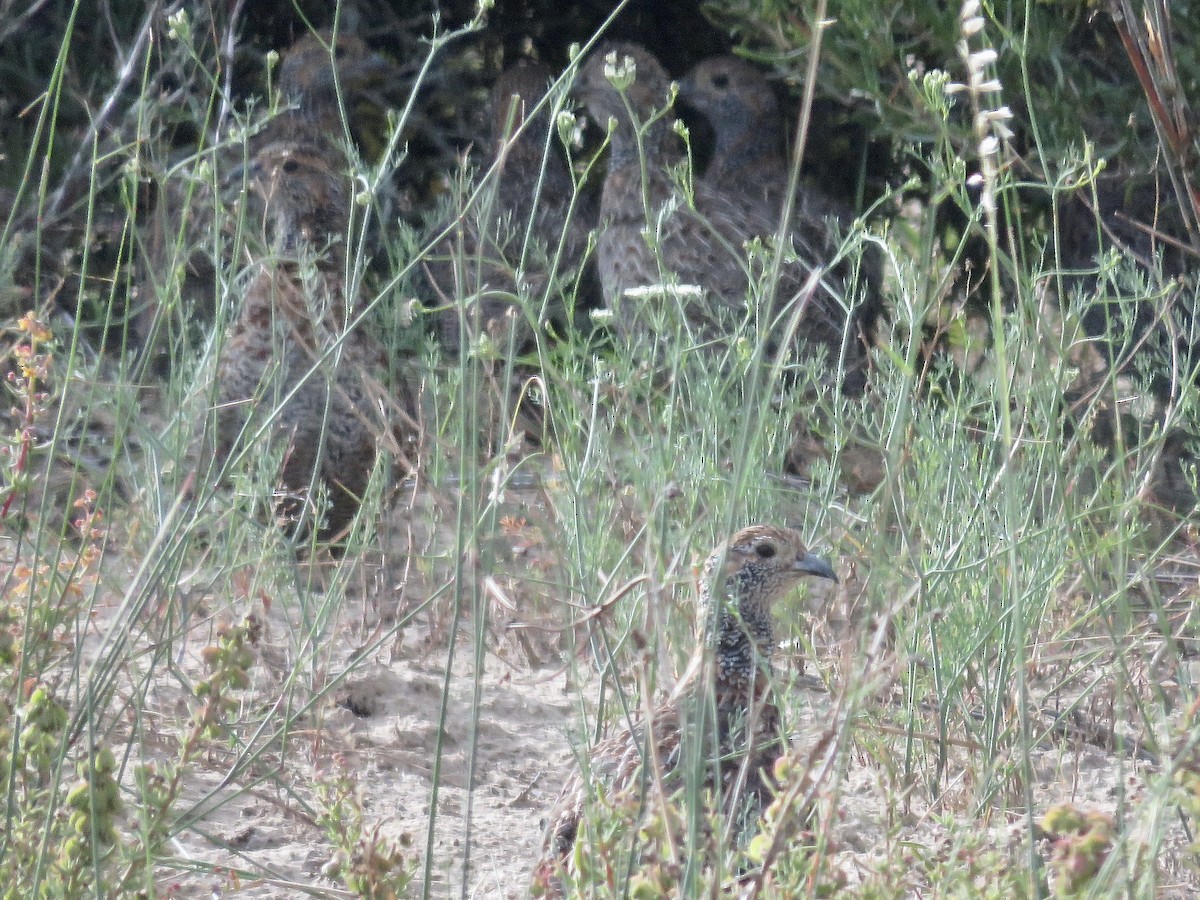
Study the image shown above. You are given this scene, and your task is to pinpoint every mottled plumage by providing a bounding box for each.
[212,141,415,540]
[134,31,395,374]
[535,525,837,885]
[680,54,884,394]
[429,62,595,355]
[579,43,869,391]
[264,30,395,159]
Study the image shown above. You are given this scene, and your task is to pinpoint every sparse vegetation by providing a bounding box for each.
[1,0,1200,896]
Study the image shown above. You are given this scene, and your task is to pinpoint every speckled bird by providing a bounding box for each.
[265,29,395,160]
[678,54,875,262]
[534,525,837,886]
[578,43,869,391]
[212,140,416,540]
[134,30,396,375]
[428,61,595,356]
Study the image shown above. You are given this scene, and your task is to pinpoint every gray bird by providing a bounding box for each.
[428,62,596,357]
[578,43,869,392]
[679,53,884,394]
[679,55,787,203]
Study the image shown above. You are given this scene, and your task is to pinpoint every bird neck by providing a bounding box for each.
[707,579,776,707]
[272,215,348,271]
[599,118,682,231]
[607,111,680,173]
[710,115,784,183]
[277,246,346,282]
[491,136,572,221]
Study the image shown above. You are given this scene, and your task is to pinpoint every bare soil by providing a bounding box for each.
[91,479,1200,898]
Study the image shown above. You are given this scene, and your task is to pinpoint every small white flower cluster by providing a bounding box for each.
[166,9,190,43]
[556,110,584,151]
[603,51,637,93]
[946,0,1014,219]
[623,283,704,302]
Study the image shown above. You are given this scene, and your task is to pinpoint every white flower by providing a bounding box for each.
[970,77,1003,94]
[167,9,190,42]
[969,49,998,71]
[604,52,637,92]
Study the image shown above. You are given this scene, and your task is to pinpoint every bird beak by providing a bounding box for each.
[794,552,837,583]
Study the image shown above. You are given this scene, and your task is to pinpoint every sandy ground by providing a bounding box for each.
[79,476,1200,899]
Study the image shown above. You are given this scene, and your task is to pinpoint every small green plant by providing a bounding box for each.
[59,744,122,894]
[2,311,55,524]
[0,312,116,893]
[1041,804,1115,897]
[193,615,261,739]
[316,754,416,899]
[113,614,262,895]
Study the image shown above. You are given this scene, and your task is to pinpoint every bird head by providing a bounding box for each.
[275,30,396,161]
[279,30,394,111]
[241,141,351,256]
[575,42,676,147]
[704,524,836,613]
[489,62,556,143]
[678,55,780,139]
[670,525,836,699]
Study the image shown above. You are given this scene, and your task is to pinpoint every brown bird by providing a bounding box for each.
[265,29,396,160]
[678,55,786,202]
[679,54,883,394]
[210,140,414,540]
[578,43,867,391]
[133,31,395,377]
[428,61,595,356]
[534,525,837,887]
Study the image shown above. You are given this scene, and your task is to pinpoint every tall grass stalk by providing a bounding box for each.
[4,0,1200,896]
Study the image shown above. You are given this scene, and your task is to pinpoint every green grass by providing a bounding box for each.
[3,0,1200,897]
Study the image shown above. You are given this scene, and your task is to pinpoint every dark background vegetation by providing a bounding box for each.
[4,0,1196,269]
[2,0,1199,423]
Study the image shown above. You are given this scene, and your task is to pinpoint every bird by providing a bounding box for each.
[534,524,837,888]
[210,140,416,541]
[679,53,884,394]
[577,43,870,393]
[427,61,595,356]
[678,55,786,203]
[132,30,397,378]
[265,29,396,161]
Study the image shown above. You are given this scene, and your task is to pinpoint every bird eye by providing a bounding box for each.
[755,542,776,559]
[712,74,730,90]
[282,159,300,174]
